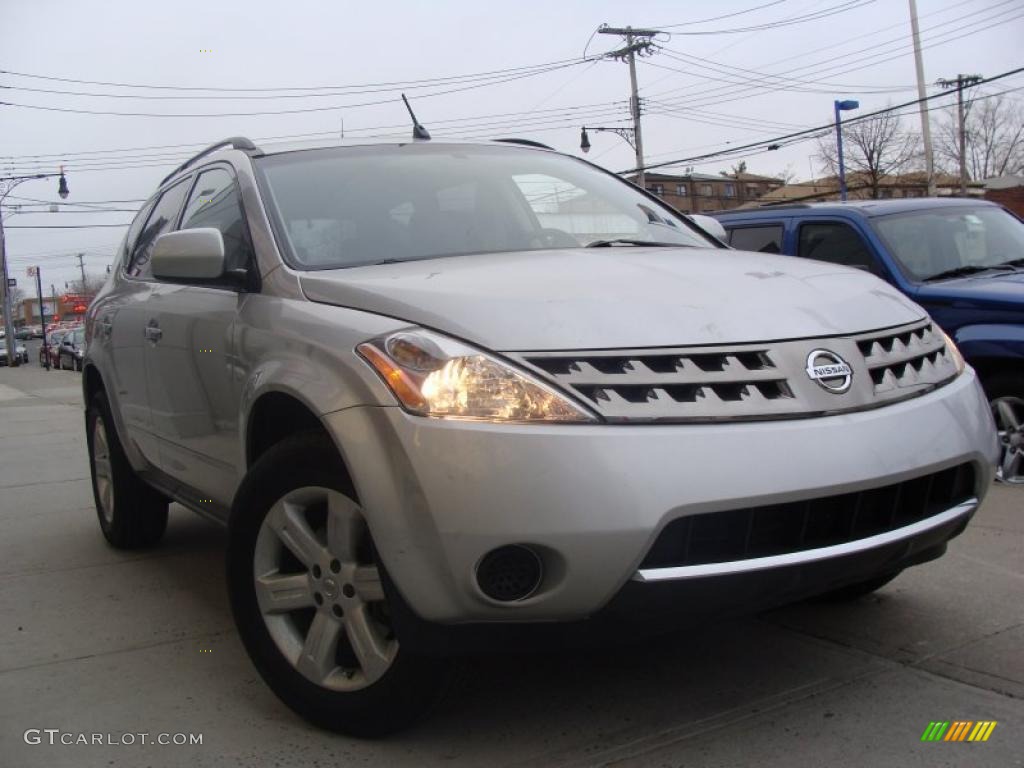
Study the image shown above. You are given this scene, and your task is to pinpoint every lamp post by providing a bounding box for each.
[1,167,69,367]
[833,100,859,202]
[580,125,640,181]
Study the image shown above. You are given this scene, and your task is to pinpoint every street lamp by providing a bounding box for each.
[580,125,637,154]
[834,99,859,202]
[0,169,69,367]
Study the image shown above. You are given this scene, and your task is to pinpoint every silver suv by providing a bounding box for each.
[83,137,998,736]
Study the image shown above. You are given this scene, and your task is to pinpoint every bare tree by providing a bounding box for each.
[935,94,1024,180]
[816,110,921,198]
[67,273,107,296]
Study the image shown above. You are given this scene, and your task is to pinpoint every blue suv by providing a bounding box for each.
[715,198,1024,483]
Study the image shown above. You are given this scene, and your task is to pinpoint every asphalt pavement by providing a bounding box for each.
[0,360,1021,767]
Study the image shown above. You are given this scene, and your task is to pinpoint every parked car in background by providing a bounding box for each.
[58,327,86,371]
[82,137,997,736]
[714,199,1024,484]
[15,327,33,340]
[41,329,68,367]
[0,341,30,366]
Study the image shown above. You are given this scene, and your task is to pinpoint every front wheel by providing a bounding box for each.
[227,432,453,736]
[987,373,1024,484]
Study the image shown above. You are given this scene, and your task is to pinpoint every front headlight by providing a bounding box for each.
[940,329,966,375]
[358,330,597,423]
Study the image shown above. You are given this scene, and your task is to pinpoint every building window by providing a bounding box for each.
[724,183,736,198]
[701,184,713,197]
[746,184,759,197]
[651,183,664,196]
[676,183,688,196]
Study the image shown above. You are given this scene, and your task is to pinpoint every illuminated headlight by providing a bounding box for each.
[358,330,597,423]
[940,330,965,375]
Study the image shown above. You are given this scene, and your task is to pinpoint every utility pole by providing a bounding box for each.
[30,266,49,370]
[597,25,660,189]
[76,252,87,290]
[0,168,68,366]
[937,74,983,195]
[908,0,937,197]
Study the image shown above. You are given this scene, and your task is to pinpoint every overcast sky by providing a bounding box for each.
[2,0,1021,289]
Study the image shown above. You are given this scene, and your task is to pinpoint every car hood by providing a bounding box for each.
[915,270,1024,312]
[299,247,925,350]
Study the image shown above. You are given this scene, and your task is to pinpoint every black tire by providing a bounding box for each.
[227,431,453,737]
[86,390,168,549]
[74,357,83,372]
[814,571,901,602]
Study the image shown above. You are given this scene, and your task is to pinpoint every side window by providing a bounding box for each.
[127,180,190,279]
[797,221,876,271]
[179,167,255,275]
[728,224,783,254]
[119,200,154,269]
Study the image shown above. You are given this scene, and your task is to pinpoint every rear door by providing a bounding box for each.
[143,165,256,506]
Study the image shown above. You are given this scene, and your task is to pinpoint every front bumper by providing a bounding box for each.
[324,369,998,625]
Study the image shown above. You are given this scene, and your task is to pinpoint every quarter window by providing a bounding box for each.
[180,167,255,275]
[728,225,784,254]
[797,221,876,271]
[127,180,190,279]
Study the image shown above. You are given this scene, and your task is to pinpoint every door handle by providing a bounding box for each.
[144,320,162,342]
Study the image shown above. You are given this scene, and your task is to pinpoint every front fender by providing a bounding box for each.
[953,323,1024,362]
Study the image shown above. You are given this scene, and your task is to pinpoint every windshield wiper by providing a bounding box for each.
[585,238,688,248]
[924,264,1015,282]
[995,257,1024,269]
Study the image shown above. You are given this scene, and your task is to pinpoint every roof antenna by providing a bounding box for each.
[401,93,431,140]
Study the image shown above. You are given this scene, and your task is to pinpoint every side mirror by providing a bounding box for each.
[689,214,728,242]
[152,228,226,280]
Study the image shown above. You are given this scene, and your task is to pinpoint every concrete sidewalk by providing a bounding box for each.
[0,363,1021,767]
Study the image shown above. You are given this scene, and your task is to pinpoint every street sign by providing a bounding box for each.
[6,278,15,288]
[26,266,37,277]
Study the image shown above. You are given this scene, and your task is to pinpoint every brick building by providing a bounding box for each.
[19,293,93,326]
[630,171,785,213]
[983,175,1024,217]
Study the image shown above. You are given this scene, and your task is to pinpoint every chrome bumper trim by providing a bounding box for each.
[633,498,978,582]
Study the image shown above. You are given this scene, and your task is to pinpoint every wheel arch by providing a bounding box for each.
[244,391,359,504]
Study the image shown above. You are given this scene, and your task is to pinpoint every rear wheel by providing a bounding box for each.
[986,373,1024,484]
[87,390,168,548]
[227,432,452,736]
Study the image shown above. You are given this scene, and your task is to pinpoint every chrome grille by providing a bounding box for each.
[855,322,955,395]
[510,319,958,423]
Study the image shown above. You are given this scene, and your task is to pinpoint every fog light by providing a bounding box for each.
[476,545,543,602]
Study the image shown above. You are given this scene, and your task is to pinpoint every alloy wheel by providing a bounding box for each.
[92,415,115,523]
[253,487,398,691]
[992,395,1024,484]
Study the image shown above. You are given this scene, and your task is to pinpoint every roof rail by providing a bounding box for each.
[492,138,555,150]
[159,136,260,187]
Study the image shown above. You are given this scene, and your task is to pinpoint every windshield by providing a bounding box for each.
[872,205,1024,281]
[255,144,711,269]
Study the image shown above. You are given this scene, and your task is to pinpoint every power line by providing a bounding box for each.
[648,0,791,29]
[660,0,876,35]
[0,60,593,118]
[0,56,590,93]
[5,223,130,229]
[621,68,1024,174]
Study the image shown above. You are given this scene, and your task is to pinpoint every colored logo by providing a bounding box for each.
[921,721,997,742]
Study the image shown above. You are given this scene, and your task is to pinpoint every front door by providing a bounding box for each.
[142,164,257,506]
